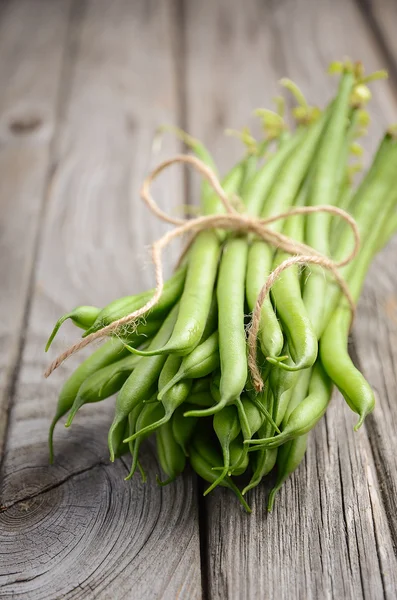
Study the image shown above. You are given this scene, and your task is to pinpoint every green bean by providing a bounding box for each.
[243,446,277,495]
[228,436,249,476]
[65,352,144,427]
[377,209,397,251]
[159,332,219,401]
[217,237,248,409]
[171,404,198,455]
[321,133,397,334]
[281,368,312,427]
[246,112,328,358]
[190,377,211,394]
[125,401,165,480]
[268,434,308,511]
[241,153,259,191]
[303,72,355,336]
[270,362,299,427]
[320,193,396,428]
[156,420,186,485]
[267,182,318,371]
[48,318,161,462]
[248,361,332,449]
[186,392,214,408]
[45,306,101,351]
[127,402,147,482]
[189,431,251,513]
[185,236,248,418]
[108,305,179,460]
[85,265,186,336]
[123,355,192,443]
[230,394,264,471]
[242,386,277,494]
[243,129,305,217]
[204,405,240,494]
[127,231,221,357]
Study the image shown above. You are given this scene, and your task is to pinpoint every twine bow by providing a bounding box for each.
[45,154,359,391]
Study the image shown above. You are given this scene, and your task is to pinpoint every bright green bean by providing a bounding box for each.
[85,265,186,336]
[156,420,186,485]
[189,431,251,512]
[268,434,308,511]
[46,306,101,351]
[126,231,221,357]
[249,361,332,449]
[268,181,318,371]
[204,405,240,494]
[171,404,198,455]
[65,352,143,428]
[303,72,355,336]
[159,332,219,401]
[123,354,192,443]
[108,305,179,460]
[48,318,161,462]
[125,401,165,480]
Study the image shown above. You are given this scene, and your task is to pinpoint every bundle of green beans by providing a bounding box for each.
[46,61,397,512]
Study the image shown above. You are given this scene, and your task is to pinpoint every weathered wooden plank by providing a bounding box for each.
[184,0,283,203]
[0,0,72,459]
[361,0,397,74]
[194,0,397,598]
[0,1,201,598]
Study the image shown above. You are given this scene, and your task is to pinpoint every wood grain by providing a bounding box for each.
[197,0,397,598]
[0,1,201,598]
[0,0,72,459]
[183,0,285,203]
[361,0,397,80]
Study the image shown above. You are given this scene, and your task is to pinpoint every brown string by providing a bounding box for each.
[44,154,360,381]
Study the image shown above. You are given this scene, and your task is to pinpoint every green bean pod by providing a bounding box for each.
[246,112,328,358]
[127,402,147,482]
[123,355,192,443]
[46,306,101,351]
[242,386,278,494]
[321,312,374,430]
[281,368,312,427]
[204,405,241,494]
[243,130,305,217]
[270,363,299,427]
[186,392,214,408]
[230,394,264,471]
[65,352,144,427]
[267,182,318,371]
[268,434,308,511]
[125,401,165,480]
[228,436,249,476]
[48,318,161,462]
[303,72,355,336]
[85,265,186,336]
[126,231,221,357]
[321,152,397,426]
[217,237,248,409]
[171,404,198,455]
[108,305,179,460]
[159,332,219,401]
[249,361,332,449]
[156,420,186,485]
[189,431,251,513]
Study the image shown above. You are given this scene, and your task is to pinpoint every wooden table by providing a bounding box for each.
[1,1,397,598]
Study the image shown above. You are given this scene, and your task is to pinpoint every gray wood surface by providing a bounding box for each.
[0,1,201,599]
[1,0,397,599]
[0,0,72,460]
[192,0,397,599]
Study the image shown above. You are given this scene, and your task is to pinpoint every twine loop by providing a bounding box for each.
[45,154,360,390]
